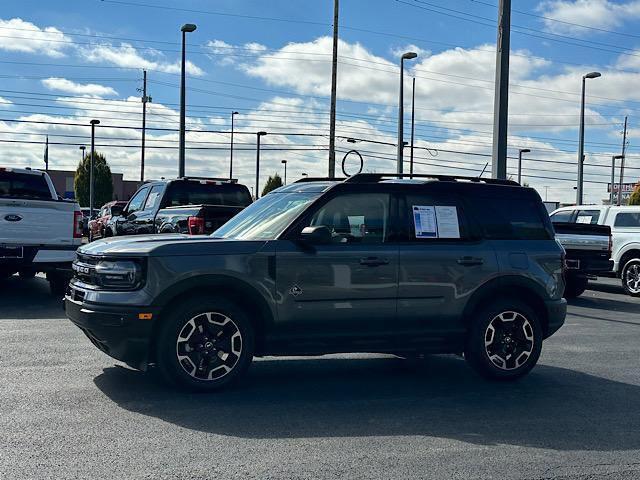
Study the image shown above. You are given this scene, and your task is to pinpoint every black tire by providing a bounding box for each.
[564,275,588,298]
[48,274,70,296]
[155,296,255,392]
[621,258,640,297]
[18,269,36,279]
[465,300,543,381]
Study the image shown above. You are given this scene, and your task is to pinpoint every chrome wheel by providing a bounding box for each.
[484,311,535,371]
[176,312,243,381]
[624,262,640,294]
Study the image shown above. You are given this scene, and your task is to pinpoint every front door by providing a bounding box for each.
[117,185,149,235]
[274,191,399,350]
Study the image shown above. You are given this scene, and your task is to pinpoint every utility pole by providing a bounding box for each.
[43,135,49,171]
[617,116,628,206]
[140,69,150,182]
[328,0,339,178]
[410,77,416,178]
[491,0,511,179]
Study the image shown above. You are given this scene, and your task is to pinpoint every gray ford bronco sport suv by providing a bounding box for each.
[65,173,567,392]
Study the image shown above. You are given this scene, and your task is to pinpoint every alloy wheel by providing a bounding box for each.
[624,263,640,294]
[176,312,243,381]
[484,311,535,371]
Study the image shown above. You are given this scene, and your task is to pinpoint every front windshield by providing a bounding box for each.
[212,191,320,240]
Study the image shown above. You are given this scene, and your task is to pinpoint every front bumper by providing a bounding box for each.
[544,298,567,338]
[64,291,157,370]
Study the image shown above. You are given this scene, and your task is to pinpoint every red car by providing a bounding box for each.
[88,201,127,241]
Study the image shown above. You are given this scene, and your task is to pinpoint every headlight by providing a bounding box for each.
[94,259,144,290]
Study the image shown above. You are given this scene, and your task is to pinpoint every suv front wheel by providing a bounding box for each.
[465,300,543,380]
[621,258,640,297]
[156,296,255,392]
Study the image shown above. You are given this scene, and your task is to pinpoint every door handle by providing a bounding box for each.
[360,257,389,267]
[457,256,484,267]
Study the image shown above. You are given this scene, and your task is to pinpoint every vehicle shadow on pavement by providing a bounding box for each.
[0,276,65,320]
[94,354,640,450]
[568,295,640,315]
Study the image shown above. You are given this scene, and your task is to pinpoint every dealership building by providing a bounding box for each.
[46,169,141,203]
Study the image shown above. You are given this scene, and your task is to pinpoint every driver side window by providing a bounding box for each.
[127,187,149,214]
[308,193,390,244]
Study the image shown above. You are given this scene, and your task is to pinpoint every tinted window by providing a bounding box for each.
[468,196,550,240]
[143,185,164,211]
[405,194,468,241]
[576,209,600,224]
[165,181,252,207]
[308,193,390,244]
[127,187,149,213]
[0,171,51,199]
[550,210,573,223]
[614,212,640,227]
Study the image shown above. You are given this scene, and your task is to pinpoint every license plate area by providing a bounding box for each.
[0,246,23,258]
[566,259,580,270]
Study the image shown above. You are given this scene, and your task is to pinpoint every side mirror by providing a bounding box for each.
[299,225,332,245]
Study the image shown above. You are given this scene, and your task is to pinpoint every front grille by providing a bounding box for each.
[72,253,99,285]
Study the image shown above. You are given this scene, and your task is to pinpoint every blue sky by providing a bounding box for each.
[1,0,640,202]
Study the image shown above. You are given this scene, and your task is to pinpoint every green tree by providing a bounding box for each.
[74,151,113,208]
[629,183,640,206]
[261,173,283,197]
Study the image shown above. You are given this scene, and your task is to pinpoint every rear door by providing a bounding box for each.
[274,188,399,345]
[0,170,77,246]
[396,189,498,347]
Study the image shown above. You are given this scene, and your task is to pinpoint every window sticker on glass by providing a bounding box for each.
[413,206,437,238]
[435,206,460,239]
[576,215,592,224]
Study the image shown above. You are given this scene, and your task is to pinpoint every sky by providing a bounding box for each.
[1,0,640,203]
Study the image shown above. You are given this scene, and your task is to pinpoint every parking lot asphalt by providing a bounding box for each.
[1,276,639,480]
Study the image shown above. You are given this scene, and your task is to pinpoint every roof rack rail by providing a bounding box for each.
[294,177,346,183]
[344,173,519,186]
[179,176,238,183]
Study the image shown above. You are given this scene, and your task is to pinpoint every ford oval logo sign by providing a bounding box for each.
[4,214,23,222]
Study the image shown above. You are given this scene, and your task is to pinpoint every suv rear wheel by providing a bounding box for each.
[621,258,640,297]
[156,296,255,392]
[465,300,543,380]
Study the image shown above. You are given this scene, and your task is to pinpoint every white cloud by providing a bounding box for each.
[41,77,118,97]
[0,17,72,57]
[206,39,267,66]
[80,42,203,76]
[537,0,640,35]
[0,96,12,107]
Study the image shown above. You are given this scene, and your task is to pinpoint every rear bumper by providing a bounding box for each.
[64,293,156,370]
[544,298,567,338]
[0,244,78,271]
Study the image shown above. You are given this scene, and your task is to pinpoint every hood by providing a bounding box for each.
[78,234,267,257]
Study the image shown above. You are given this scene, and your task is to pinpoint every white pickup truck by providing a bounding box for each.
[551,205,640,296]
[0,167,82,294]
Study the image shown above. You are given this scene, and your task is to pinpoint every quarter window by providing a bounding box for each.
[308,193,390,244]
[550,210,573,223]
[468,196,550,240]
[614,212,640,227]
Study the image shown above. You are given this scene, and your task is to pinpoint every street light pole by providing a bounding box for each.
[517,148,530,184]
[230,111,239,179]
[179,23,197,178]
[577,71,601,205]
[255,131,267,199]
[281,160,287,185]
[410,77,416,179]
[89,119,100,219]
[79,145,86,163]
[397,52,417,175]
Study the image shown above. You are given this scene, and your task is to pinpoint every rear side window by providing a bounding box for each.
[468,196,551,240]
[0,171,51,199]
[614,212,640,227]
[550,210,573,223]
[165,182,252,207]
[404,194,469,241]
[143,185,164,211]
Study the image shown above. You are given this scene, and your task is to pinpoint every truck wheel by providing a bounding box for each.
[465,300,543,381]
[48,273,70,296]
[156,296,255,392]
[621,258,640,297]
[564,275,588,298]
[18,269,36,279]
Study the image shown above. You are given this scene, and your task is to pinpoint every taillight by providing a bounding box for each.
[73,211,83,238]
[609,234,613,253]
[187,216,205,235]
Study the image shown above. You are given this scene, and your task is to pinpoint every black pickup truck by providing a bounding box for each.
[108,177,252,237]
